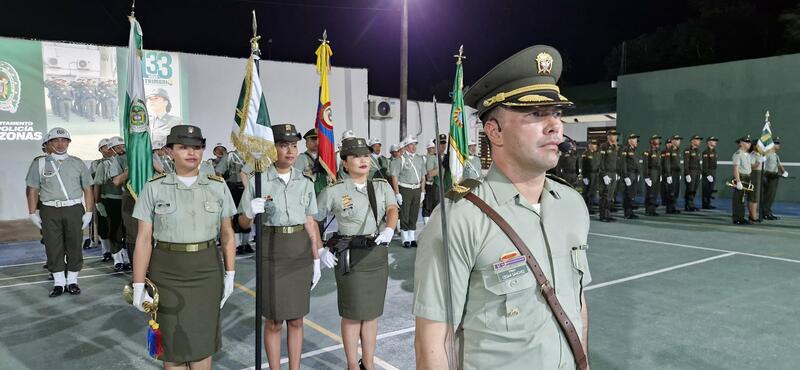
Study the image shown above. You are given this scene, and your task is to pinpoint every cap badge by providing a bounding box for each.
[536,52,553,74]
[187,126,194,134]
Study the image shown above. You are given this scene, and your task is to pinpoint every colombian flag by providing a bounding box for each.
[314,34,336,181]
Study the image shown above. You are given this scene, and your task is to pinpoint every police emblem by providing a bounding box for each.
[128,99,149,133]
[188,126,195,134]
[535,52,553,75]
[0,60,21,114]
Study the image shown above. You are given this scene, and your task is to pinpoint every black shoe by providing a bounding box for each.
[749,218,762,224]
[82,239,92,249]
[101,253,112,262]
[48,273,54,280]
[66,284,81,295]
[769,214,780,220]
[403,242,411,248]
[359,359,367,370]
[49,286,64,297]
[624,214,639,219]
[236,245,245,255]
[244,244,255,254]
[411,241,418,248]
[113,263,125,272]
[123,263,132,271]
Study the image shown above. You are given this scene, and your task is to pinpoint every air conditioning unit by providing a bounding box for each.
[77,60,90,70]
[370,99,394,119]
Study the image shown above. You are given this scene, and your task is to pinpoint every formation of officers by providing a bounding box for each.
[44,77,118,122]
[556,131,789,224]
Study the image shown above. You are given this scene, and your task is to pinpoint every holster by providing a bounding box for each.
[325,233,376,274]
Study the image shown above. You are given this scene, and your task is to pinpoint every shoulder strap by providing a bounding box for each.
[462,192,588,370]
[366,180,379,228]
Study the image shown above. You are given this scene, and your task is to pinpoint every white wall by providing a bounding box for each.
[563,120,617,142]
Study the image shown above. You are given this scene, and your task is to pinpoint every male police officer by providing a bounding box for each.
[368,138,390,180]
[683,135,703,211]
[642,135,662,216]
[26,128,94,297]
[701,136,719,209]
[390,136,425,248]
[662,135,682,214]
[620,133,640,219]
[463,139,483,180]
[215,146,252,254]
[762,137,788,220]
[598,129,620,221]
[423,134,448,224]
[414,45,590,370]
[556,139,579,187]
[581,138,601,213]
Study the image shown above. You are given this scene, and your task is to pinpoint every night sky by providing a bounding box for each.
[1,0,695,100]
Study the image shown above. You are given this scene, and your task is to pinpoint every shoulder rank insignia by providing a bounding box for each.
[445,178,482,201]
[327,179,344,187]
[371,177,388,183]
[148,173,167,182]
[208,174,224,182]
[546,174,574,189]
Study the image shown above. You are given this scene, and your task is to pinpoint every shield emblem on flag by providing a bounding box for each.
[0,60,21,114]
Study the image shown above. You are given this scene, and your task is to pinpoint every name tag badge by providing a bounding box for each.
[493,254,528,283]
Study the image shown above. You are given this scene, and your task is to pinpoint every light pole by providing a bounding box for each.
[399,0,408,141]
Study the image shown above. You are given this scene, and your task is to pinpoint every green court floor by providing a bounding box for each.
[1,209,798,369]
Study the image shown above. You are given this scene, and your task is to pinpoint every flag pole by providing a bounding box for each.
[250,10,264,369]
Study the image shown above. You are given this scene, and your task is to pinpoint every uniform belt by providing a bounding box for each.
[41,199,82,208]
[155,240,215,252]
[101,194,123,200]
[266,224,305,234]
[399,182,420,189]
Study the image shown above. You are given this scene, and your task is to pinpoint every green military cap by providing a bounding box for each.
[146,88,172,112]
[464,45,573,119]
[706,136,718,142]
[166,125,206,147]
[272,123,301,143]
[628,133,640,139]
[670,134,683,140]
[773,136,781,144]
[690,135,703,140]
[438,133,448,144]
[650,134,662,140]
[736,134,751,143]
[606,129,618,136]
[340,137,371,158]
[303,129,318,139]
[588,138,599,144]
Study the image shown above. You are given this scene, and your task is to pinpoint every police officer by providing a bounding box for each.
[210,143,227,169]
[56,81,74,122]
[683,135,703,211]
[732,135,753,224]
[90,138,112,252]
[463,139,483,180]
[100,136,134,270]
[557,139,579,187]
[580,138,601,214]
[238,123,324,370]
[748,145,766,222]
[620,133,640,219]
[390,136,425,248]
[661,135,682,214]
[25,128,94,297]
[701,136,719,209]
[423,135,447,224]
[316,137,399,370]
[598,129,620,222]
[83,79,99,122]
[642,135,662,216]
[131,125,237,369]
[146,88,183,145]
[215,146,252,254]
[368,138,390,180]
[762,137,788,220]
[415,45,590,370]
[92,138,120,263]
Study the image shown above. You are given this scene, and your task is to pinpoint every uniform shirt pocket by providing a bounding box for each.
[570,244,591,311]
[204,200,221,214]
[480,268,536,332]
[153,201,177,230]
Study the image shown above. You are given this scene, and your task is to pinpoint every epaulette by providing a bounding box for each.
[371,178,388,183]
[33,154,46,160]
[546,174,574,189]
[302,173,315,183]
[148,173,167,182]
[208,174,224,183]
[445,178,482,201]
[326,179,344,187]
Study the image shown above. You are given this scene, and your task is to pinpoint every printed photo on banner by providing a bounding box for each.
[142,50,184,146]
[41,42,119,159]
[0,37,47,145]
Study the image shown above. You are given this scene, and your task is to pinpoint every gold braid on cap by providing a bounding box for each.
[482,83,561,107]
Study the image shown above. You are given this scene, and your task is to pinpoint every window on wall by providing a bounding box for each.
[588,126,616,145]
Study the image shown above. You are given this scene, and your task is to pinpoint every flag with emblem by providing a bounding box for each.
[123,15,153,198]
[756,111,774,154]
[448,46,470,187]
[314,30,337,181]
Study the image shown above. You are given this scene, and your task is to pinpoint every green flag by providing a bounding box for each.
[123,15,153,198]
[448,49,469,187]
[756,111,774,154]
[231,53,275,169]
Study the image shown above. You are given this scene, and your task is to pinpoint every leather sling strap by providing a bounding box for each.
[463,192,588,370]
[366,180,379,226]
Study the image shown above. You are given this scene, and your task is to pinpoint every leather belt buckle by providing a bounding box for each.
[185,243,200,252]
[540,280,552,294]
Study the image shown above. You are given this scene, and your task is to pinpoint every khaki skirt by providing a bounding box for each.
[334,246,389,320]
[261,226,313,321]
[148,245,223,363]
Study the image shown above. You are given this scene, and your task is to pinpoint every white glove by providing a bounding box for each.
[29,213,42,229]
[220,271,235,309]
[667,176,673,185]
[250,198,266,217]
[602,175,611,185]
[707,175,714,183]
[624,177,632,187]
[420,192,425,204]
[736,181,743,190]
[132,282,154,313]
[319,247,337,268]
[783,171,789,178]
[582,178,589,186]
[686,175,692,183]
[374,227,395,245]
[637,175,641,182]
[644,178,652,187]
[758,156,767,163]
[81,212,93,230]
[311,259,321,290]
[95,202,107,217]
[395,193,403,206]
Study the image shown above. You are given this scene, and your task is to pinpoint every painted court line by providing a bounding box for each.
[589,232,800,264]
[234,283,400,370]
[0,255,102,269]
[0,265,110,281]
[586,252,736,290]
[0,271,125,288]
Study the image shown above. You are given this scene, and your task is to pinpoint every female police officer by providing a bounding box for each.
[316,137,398,370]
[238,123,324,370]
[131,125,237,370]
